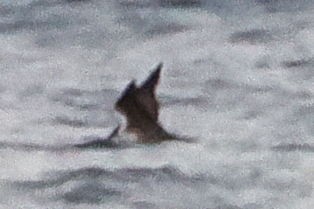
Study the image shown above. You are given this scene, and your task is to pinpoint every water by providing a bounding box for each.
[0,0,313,208]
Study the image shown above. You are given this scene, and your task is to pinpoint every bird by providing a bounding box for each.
[115,63,177,143]
[74,63,187,149]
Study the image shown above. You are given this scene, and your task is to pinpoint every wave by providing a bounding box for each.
[272,143,314,152]
[0,140,123,152]
[9,165,203,190]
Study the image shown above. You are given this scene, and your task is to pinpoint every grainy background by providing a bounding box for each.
[0,0,313,208]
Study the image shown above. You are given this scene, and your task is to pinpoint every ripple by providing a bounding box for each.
[60,182,121,204]
[10,165,203,190]
[229,29,273,44]
[50,88,118,110]
[272,143,314,152]
[282,58,314,68]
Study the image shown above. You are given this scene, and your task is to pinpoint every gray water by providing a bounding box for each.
[0,0,313,208]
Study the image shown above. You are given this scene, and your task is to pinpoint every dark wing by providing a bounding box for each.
[136,63,163,121]
[115,80,136,114]
[140,63,162,92]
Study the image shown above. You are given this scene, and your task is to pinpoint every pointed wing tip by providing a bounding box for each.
[115,80,137,110]
[122,80,137,95]
[156,62,163,71]
[153,62,163,77]
[140,63,164,90]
